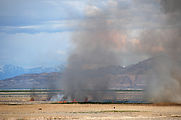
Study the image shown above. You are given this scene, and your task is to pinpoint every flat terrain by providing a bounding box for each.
[0,104,181,120]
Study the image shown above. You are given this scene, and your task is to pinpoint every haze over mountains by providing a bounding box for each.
[0,64,65,80]
[0,58,153,89]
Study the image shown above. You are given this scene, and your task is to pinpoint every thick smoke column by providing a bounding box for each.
[62,4,122,101]
[142,0,181,103]
[62,0,181,103]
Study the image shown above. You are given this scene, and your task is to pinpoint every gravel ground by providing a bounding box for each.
[0,104,181,120]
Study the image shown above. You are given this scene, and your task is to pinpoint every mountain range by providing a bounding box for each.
[0,58,154,89]
[0,64,65,80]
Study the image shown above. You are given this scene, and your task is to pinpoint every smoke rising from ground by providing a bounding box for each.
[62,0,181,103]
[62,5,123,101]
[142,0,181,103]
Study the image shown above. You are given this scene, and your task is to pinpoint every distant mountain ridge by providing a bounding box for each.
[0,72,62,89]
[0,64,65,80]
[0,58,154,89]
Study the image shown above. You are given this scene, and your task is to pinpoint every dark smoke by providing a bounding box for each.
[62,0,181,103]
[62,7,122,101]
[142,0,181,103]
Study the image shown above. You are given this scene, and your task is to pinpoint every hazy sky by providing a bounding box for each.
[0,0,163,67]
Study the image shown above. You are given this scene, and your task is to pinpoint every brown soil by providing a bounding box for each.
[0,104,181,120]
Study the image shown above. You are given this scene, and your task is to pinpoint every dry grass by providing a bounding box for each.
[0,104,181,120]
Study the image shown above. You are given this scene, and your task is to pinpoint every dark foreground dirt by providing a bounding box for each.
[0,104,181,120]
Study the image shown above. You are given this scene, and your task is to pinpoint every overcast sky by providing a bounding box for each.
[0,0,165,67]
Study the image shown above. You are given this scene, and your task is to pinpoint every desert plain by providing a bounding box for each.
[0,103,181,120]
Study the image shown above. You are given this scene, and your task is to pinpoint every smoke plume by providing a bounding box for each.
[62,4,123,102]
[62,0,181,103]
[142,0,181,103]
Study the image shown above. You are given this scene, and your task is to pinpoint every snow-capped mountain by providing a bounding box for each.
[0,64,64,80]
[0,57,154,89]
